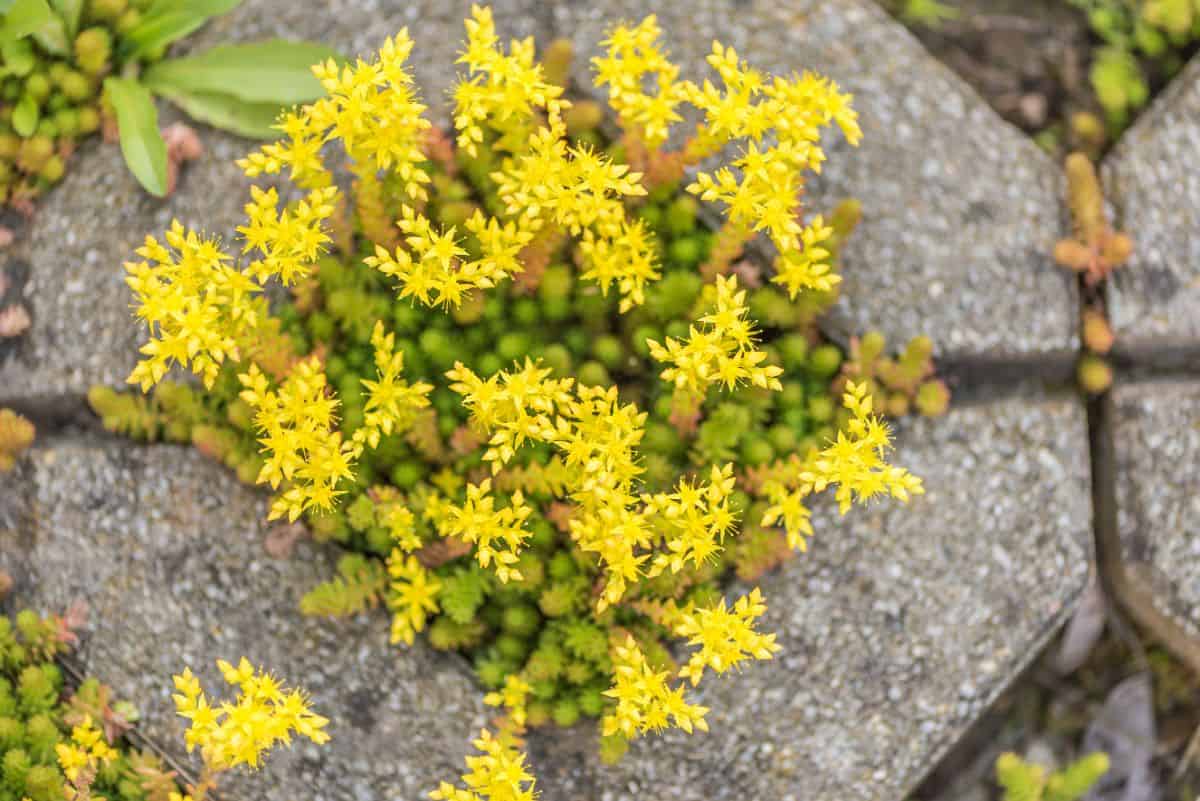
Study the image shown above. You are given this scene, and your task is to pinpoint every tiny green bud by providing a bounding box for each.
[24,73,51,103]
[76,105,101,133]
[74,28,113,76]
[665,195,699,236]
[58,70,93,102]
[38,155,64,183]
[576,360,610,388]
[807,344,843,378]
[808,394,835,424]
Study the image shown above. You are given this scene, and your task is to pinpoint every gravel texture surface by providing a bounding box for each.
[0,0,547,404]
[0,441,489,801]
[553,0,1078,363]
[1113,379,1200,639]
[1103,58,1200,351]
[529,393,1093,801]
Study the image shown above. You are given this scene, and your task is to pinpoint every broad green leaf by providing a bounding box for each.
[143,0,240,18]
[119,0,242,61]
[154,85,282,139]
[1,0,67,52]
[12,93,39,136]
[0,36,36,76]
[143,40,338,104]
[50,0,82,37]
[105,77,169,197]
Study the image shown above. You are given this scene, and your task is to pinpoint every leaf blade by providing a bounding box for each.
[105,77,169,197]
[142,39,338,104]
[154,85,282,139]
[118,0,242,61]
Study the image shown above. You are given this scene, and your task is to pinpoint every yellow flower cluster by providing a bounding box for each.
[454,5,566,156]
[670,588,780,686]
[237,323,431,521]
[494,128,657,312]
[56,715,116,783]
[483,675,532,731]
[171,659,330,771]
[601,635,709,739]
[126,185,336,392]
[431,728,537,801]
[593,15,686,149]
[647,275,783,399]
[241,32,432,194]
[239,357,353,521]
[683,49,861,295]
[430,480,532,583]
[642,463,737,577]
[364,207,533,309]
[238,185,338,286]
[387,553,442,645]
[352,322,434,455]
[125,223,261,391]
[762,381,925,549]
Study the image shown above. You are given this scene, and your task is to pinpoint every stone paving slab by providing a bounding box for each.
[1113,379,1200,640]
[530,392,1093,801]
[0,0,547,405]
[1103,58,1200,352]
[552,0,1077,363]
[0,441,489,801]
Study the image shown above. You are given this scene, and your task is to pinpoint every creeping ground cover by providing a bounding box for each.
[93,7,944,795]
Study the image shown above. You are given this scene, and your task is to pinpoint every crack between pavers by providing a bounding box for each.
[1088,390,1200,677]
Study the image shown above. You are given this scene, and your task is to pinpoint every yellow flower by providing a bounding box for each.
[171,661,330,771]
[647,275,783,400]
[761,381,924,547]
[643,463,737,577]
[55,715,115,783]
[670,588,780,686]
[593,15,687,149]
[432,480,532,583]
[237,185,339,286]
[601,635,708,739]
[387,553,442,645]
[238,357,353,521]
[350,321,434,455]
[483,675,532,730]
[430,728,537,801]
[124,222,260,391]
[453,4,567,157]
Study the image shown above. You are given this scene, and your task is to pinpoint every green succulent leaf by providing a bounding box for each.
[152,84,282,139]
[0,36,36,76]
[143,39,338,105]
[49,0,82,38]
[0,0,67,53]
[105,77,169,197]
[12,93,39,136]
[119,0,242,61]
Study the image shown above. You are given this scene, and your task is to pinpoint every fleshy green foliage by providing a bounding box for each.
[995,751,1110,801]
[836,331,950,418]
[299,553,387,617]
[1069,0,1200,131]
[0,0,336,205]
[0,607,182,801]
[884,0,959,26]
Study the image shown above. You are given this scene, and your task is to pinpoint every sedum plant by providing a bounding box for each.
[995,751,1109,801]
[1069,0,1200,132]
[0,0,337,205]
[107,6,938,791]
[0,606,185,801]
